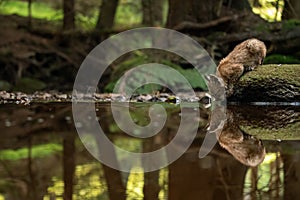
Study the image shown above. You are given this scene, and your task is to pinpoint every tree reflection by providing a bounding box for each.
[282,142,300,200]
[63,132,75,200]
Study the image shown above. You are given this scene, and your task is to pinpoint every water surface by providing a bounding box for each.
[0,102,299,200]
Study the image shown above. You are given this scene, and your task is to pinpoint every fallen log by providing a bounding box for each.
[230,64,300,102]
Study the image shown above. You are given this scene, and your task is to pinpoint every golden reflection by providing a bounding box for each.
[126,167,144,199]
[46,163,107,200]
[158,169,168,199]
[244,153,284,199]
[126,167,168,200]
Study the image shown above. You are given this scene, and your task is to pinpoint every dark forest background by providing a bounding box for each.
[0,0,299,93]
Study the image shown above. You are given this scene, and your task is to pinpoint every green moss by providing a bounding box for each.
[240,64,300,87]
[233,64,300,101]
[241,121,300,140]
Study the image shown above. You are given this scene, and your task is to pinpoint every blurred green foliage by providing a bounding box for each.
[264,54,300,64]
[0,0,287,28]
[0,0,143,30]
[14,77,47,93]
[251,0,284,21]
[115,0,142,26]
[0,0,63,20]
[255,24,271,32]
[104,51,207,94]
[0,143,62,160]
[282,19,300,30]
[0,80,12,91]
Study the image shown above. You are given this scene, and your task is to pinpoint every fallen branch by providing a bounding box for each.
[172,15,240,31]
[215,26,300,54]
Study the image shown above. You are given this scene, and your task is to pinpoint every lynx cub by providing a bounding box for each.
[217,38,266,97]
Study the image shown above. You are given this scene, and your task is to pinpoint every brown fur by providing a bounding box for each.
[218,110,266,167]
[217,38,267,96]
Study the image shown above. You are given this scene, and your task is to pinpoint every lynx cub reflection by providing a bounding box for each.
[217,38,267,97]
[218,110,266,167]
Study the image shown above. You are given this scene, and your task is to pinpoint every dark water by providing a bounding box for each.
[0,102,299,200]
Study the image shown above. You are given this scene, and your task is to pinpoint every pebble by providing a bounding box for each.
[0,91,209,105]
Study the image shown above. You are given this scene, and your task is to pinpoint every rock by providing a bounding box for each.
[230,64,300,102]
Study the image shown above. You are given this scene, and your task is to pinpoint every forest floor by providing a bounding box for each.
[0,14,93,92]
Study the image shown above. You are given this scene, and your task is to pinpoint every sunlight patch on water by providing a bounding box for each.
[244,152,284,199]
[127,167,144,199]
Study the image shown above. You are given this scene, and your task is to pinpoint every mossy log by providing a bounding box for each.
[230,64,300,102]
[230,105,300,140]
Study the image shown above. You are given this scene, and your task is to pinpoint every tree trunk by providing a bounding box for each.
[143,139,161,200]
[142,0,164,26]
[63,0,75,30]
[166,0,220,28]
[28,0,32,29]
[167,149,247,200]
[63,133,75,200]
[95,0,119,31]
[282,0,300,20]
[166,0,252,29]
[228,0,251,10]
[282,143,300,200]
[102,165,127,200]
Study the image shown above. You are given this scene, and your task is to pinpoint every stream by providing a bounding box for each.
[0,102,299,200]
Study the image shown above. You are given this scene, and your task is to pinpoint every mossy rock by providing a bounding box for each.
[231,64,300,102]
[241,123,300,140]
[230,105,300,140]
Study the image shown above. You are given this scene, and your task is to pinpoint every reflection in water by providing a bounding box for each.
[217,109,266,167]
[0,103,299,199]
